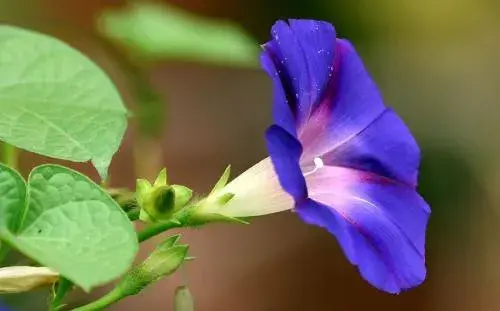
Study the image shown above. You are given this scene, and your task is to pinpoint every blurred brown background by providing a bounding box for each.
[1,0,500,310]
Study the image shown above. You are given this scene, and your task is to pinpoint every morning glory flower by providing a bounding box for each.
[217,19,430,294]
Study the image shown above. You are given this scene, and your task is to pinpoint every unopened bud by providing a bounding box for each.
[174,286,194,311]
[0,266,58,293]
[117,235,189,296]
[136,169,193,223]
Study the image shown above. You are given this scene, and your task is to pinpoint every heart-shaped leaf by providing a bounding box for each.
[0,164,138,291]
[0,26,128,179]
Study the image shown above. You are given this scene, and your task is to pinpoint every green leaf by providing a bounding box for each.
[97,2,259,67]
[0,26,128,179]
[0,164,138,291]
[0,165,26,233]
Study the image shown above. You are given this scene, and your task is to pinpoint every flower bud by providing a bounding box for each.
[0,266,58,293]
[136,169,193,222]
[116,235,189,297]
[174,286,194,311]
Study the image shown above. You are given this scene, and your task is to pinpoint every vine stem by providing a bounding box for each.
[70,287,123,311]
[50,278,73,311]
[71,221,183,310]
[137,220,182,242]
[0,143,18,265]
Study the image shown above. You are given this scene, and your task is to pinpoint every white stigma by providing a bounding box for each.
[314,157,324,169]
[303,157,324,177]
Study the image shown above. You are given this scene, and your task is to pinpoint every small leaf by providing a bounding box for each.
[0,26,128,179]
[0,164,138,291]
[174,286,194,311]
[0,266,59,293]
[97,2,259,67]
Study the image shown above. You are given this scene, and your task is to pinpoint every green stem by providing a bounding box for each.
[71,287,123,311]
[50,278,73,311]
[71,220,182,310]
[0,143,18,262]
[138,220,182,242]
[0,243,10,266]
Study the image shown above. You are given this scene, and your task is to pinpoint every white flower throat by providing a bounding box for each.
[303,157,324,177]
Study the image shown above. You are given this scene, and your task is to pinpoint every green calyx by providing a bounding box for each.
[115,234,189,297]
[135,166,248,228]
[177,166,248,226]
[136,168,193,223]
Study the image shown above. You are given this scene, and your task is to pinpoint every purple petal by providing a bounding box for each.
[296,166,429,293]
[265,125,307,200]
[299,39,386,162]
[324,108,420,186]
[261,20,337,130]
[260,48,297,136]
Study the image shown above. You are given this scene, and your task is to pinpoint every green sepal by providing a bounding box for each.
[176,206,248,226]
[172,185,193,209]
[203,213,249,225]
[170,165,249,227]
[216,192,234,205]
[135,179,151,206]
[208,165,231,196]
[139,208,153,223]
[158,234,182,250]
[153,168,168,187]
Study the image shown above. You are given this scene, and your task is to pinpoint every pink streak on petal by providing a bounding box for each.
[303,165,428,288]
[304,165,361,207]
[298,101,334,164]
[298,39,386,164]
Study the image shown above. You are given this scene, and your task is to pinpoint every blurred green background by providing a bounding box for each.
[1,0,499,310]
